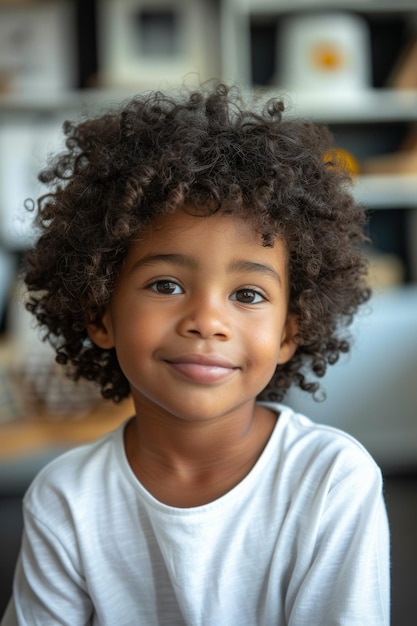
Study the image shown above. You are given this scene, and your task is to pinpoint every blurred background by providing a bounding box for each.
[0,0,416,623]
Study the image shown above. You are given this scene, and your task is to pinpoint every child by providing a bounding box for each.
[2,83,389,625]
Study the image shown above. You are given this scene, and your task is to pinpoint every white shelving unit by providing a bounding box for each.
[221,0,417,84]
[220,0,417,467]
[219,0,417,234]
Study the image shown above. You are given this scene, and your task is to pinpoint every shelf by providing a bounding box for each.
[2,88,417,125]
[229,0,417,15]
[353,175,417,208]
[276,89,417,124]
[0,89,139,115]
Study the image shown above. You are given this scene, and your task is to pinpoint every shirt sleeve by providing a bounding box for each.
[286,449,390,626]
[1,504,93,626]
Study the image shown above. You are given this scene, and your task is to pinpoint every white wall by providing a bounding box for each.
[286,286,417,470]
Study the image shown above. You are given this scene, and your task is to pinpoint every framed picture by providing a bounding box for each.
[0,0,75,96]
[98,0,220,89]
[276,12,371,92]
[0,116,65,249]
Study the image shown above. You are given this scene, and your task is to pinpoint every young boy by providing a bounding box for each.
[2,83,389,625]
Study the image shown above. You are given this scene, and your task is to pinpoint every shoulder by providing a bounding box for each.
[266,403,383,493]
[23,421,128,521]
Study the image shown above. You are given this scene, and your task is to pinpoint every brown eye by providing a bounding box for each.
[150,280,183,295]
[232,289,265,304]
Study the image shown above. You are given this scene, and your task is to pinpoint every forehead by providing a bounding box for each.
[126,209,286,265]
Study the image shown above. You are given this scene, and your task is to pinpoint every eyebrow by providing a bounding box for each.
[130,253,282,284]
[130,253,198,273]
[227,259,282,284]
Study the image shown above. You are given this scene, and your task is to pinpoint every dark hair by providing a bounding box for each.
[24,82,370,403]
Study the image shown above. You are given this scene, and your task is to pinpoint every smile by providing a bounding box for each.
[164,354,239,384]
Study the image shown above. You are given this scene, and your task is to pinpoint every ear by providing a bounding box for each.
[87,308,115,349]
[277,314,299,365]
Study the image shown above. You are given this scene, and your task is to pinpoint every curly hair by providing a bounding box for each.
[24,82,370,403]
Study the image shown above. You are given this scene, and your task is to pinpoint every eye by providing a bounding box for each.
[231,288,266,304]
[149,280,183,295]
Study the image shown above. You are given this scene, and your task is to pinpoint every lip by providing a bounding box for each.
[164,353,239,384]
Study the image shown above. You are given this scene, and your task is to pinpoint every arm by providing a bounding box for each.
[1,507,93,626]
[286,454,390,625]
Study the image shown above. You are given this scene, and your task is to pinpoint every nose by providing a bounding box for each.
[176,293,232,340]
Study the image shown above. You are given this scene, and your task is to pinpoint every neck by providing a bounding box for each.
[124,402,277,507]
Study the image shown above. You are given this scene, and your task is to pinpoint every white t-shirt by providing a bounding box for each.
[2,403,390,626]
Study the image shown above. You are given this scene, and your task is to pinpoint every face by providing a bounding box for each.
[88,209,298,424]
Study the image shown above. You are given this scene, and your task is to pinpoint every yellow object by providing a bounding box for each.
[311,44,345,71]
[324,148,360,177]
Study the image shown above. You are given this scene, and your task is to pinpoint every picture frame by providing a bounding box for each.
[0,0,75,96]
[98,0,220,89]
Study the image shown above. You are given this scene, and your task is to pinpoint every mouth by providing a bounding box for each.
[164,354,239,384]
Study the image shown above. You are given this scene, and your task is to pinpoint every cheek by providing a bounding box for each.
[112,304,173,364]
[248,325,283,372]
[114,297,168,337]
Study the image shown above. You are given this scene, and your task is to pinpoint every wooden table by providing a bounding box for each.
[0,400,134,461]
[0,337,134,461]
